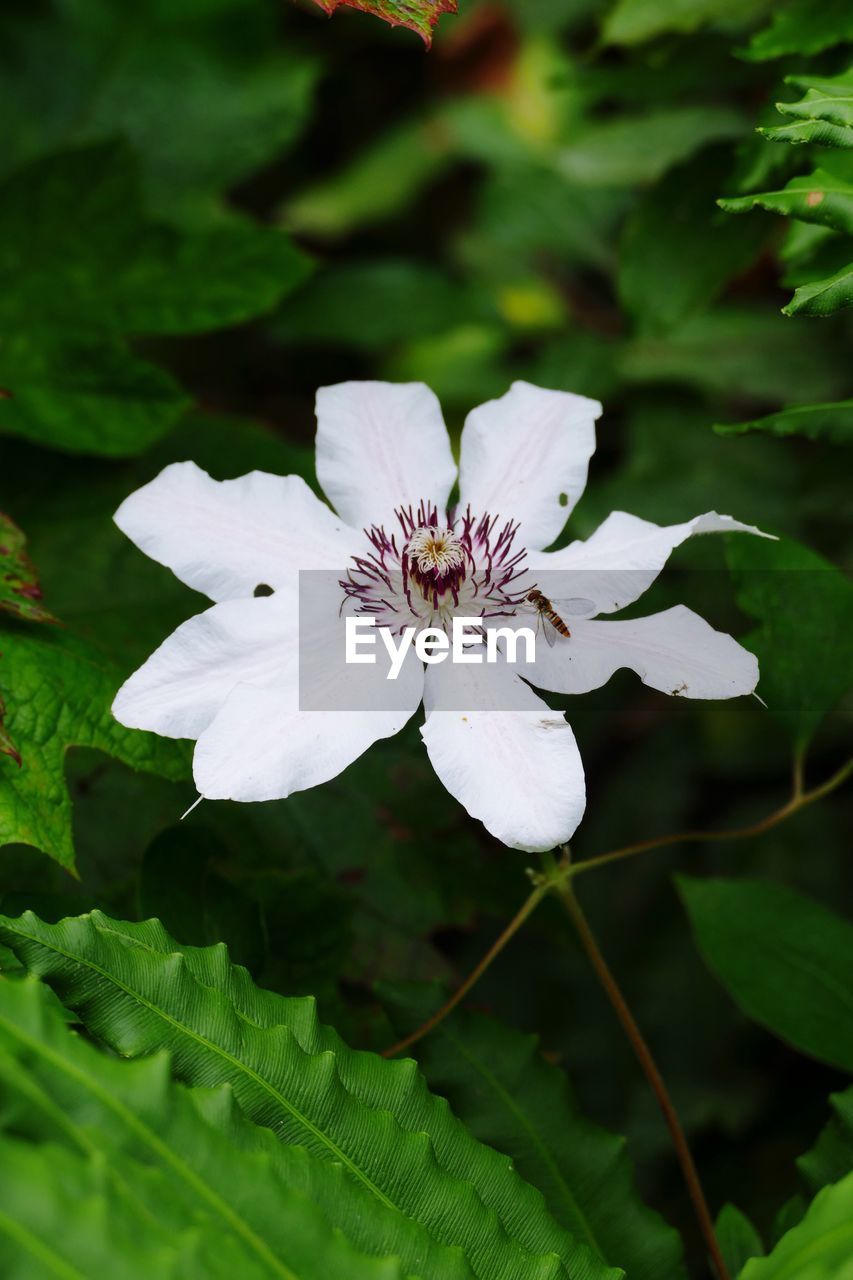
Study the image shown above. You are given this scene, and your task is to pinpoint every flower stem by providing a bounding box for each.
[569,756,852,880]
[380,757,851,1060]
[382,881,550,1058]
[558,880,730,1280]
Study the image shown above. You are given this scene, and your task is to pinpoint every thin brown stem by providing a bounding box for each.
[379,759,852,1061]
[382,883,549,1058]
[559,881,730,1280]
[570,756,852,880]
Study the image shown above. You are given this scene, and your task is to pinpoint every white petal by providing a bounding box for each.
[112,594,296,739]
[526,605,759,699]
[315,381,457,529]
[115,461,360,603]
[457,381,602,551]
[420,658,586,852]
[529,510,771,616]
[193,630,424,802]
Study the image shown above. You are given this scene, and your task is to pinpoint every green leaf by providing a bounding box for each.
[620,149,768,332]
[557,107,746,187]
[0,512,58,772]
[798,1087,853,1193]
[309,0,457,46]
[783,261,853,316]
[0,513,57,624]
[272,260,487,351]
[0,975,430,1280]
[678,877,853,1073]
[726,533,853,746]
[0,142,311,336]
[284,120,452,239]
[740,1173,853,1278]
[715,1204,764,1275]
[719,169,853,235]
[0,336,189,457]
[714,400,853,443]
[745,0,853,61]
[0,2,319,223]
[380,993,687,1280]
[0,1135,206,1280]
[621,306,848,403]
[602,0,759,47]
[0,629,189,869]
[760,70,853,148]
[0,910,619,1280]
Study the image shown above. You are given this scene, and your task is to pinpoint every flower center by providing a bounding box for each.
[404,526,467,604]
[341,501,529,634]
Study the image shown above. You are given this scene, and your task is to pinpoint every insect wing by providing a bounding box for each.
[553,596,595,617]
[541,612,559,647]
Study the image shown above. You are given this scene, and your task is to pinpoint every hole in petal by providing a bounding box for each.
[558,492,569,507]
[253,583,274,597]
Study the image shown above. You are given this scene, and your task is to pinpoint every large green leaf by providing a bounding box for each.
[556,107,746,187]
[726,534,853,747]
[678,877,853,1072]
[740,1173,853,1278]
[0,1135,209,1280]
[798,1087,853,1193]
[0,910,618,1280]
[0,335,189,457]
[745,0,853,61]
[0,142,310,336]
[0,629,189,868]
[0,0,318,222]
[272,260,487,351]
[0,975,437,1280]
[380,994,687,1280]
[602,0,758,47]
[309,0,457,46]
[715,400,853,443]
[0,139,310,455]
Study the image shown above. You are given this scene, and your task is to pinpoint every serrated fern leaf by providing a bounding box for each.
[0,1136,204,1280]
[379,995,687,1280]
[0,911,619,1280]
[0,975,416,1280]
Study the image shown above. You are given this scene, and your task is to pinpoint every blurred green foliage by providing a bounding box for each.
[0,1,851,1277]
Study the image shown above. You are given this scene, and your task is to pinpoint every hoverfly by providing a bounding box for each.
[526,589,572,648]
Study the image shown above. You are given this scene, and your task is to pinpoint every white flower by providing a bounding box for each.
[113,381,765,852]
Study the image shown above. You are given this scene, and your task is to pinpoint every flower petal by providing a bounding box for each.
[115,461,360,603]
[420,657,585,852]
[315,381,457,529]
[526,605,759,699]
[112,594,296,739]
[529,510,770,616]
[457,381,602,551]
[193,632,424,802]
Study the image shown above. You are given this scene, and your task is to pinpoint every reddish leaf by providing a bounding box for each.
[0,511,58,624]
[0,694,21,767]
[310,0,457,46]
